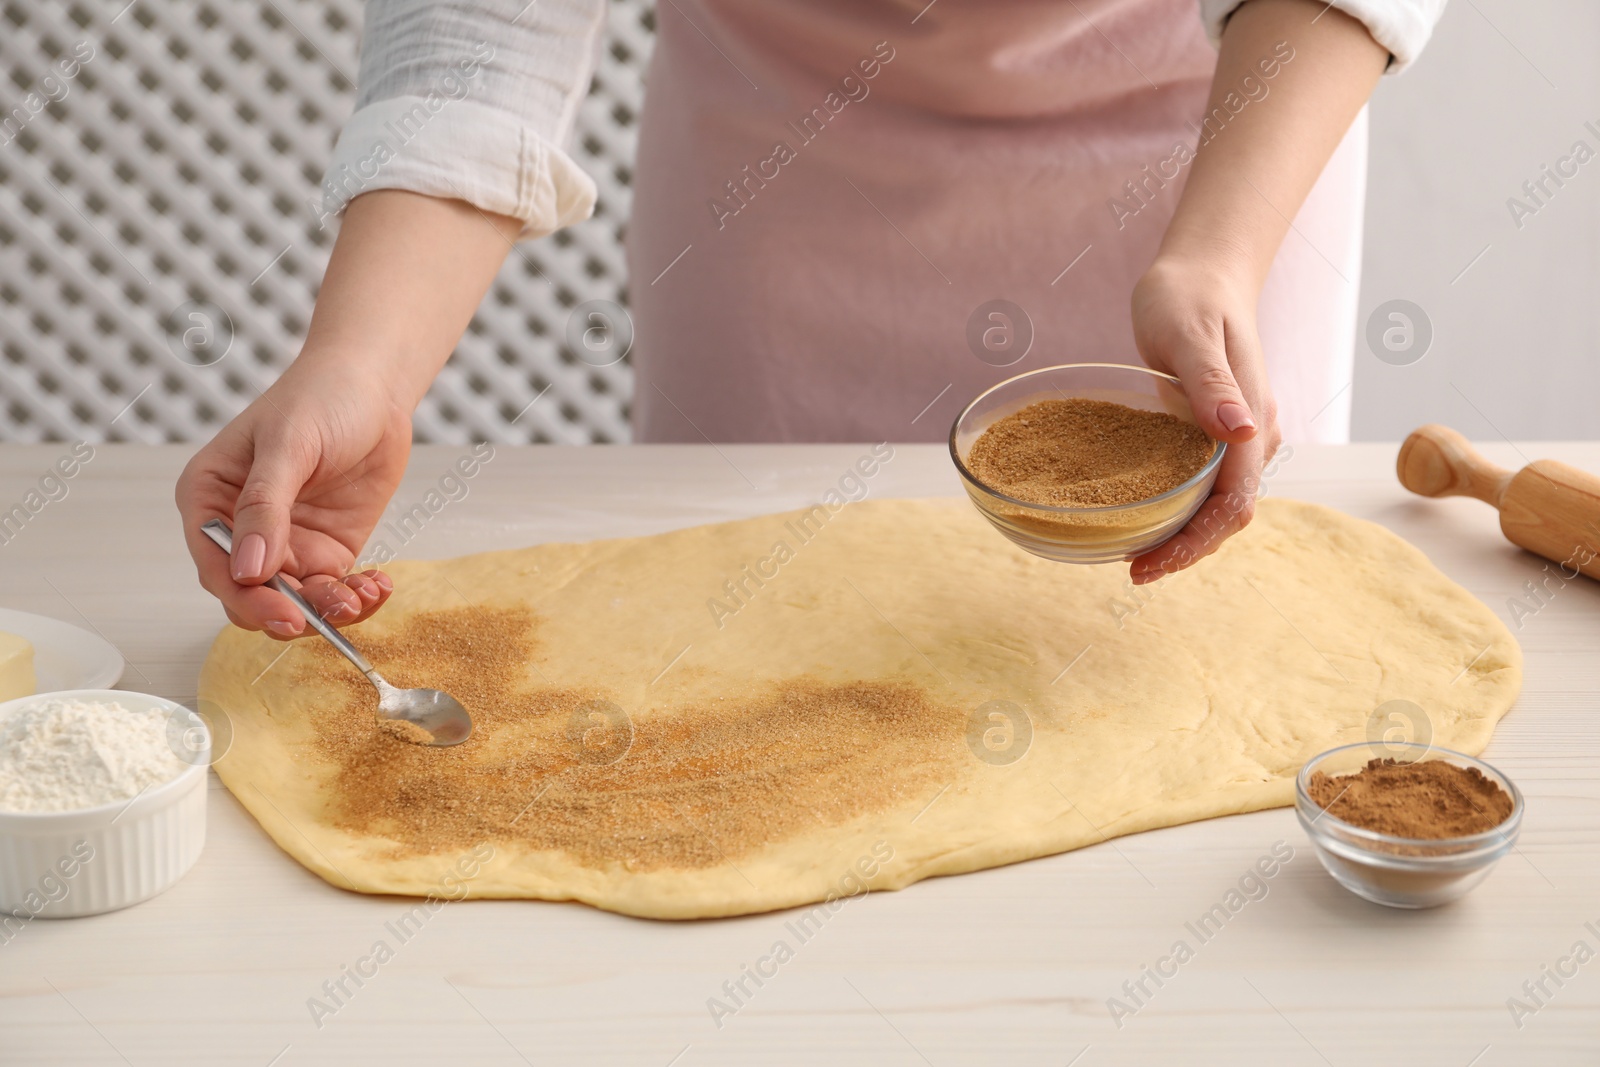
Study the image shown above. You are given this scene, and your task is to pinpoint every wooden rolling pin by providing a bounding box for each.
[1397,424,1600,580]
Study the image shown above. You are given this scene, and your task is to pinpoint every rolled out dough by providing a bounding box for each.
[198,498,1521,919]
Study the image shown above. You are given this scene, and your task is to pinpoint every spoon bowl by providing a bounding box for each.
[375,681,474,746]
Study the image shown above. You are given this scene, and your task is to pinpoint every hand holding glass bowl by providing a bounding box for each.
[949,363,1227,565]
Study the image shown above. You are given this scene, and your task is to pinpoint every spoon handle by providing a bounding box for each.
[199,518,375,674]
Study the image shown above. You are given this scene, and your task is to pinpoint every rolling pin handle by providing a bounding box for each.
[1397,424,1514,507]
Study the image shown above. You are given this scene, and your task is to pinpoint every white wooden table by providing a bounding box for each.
[1,442,1596,1066]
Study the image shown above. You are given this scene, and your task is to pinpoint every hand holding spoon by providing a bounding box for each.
[199,518,474,746]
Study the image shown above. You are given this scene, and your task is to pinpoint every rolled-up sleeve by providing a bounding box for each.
[316,0,606,240]
[1199,0,1448,73]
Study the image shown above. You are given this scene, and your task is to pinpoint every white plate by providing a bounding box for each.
[0,608,125,693]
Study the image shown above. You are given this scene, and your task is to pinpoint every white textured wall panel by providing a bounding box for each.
[0,0,653,444]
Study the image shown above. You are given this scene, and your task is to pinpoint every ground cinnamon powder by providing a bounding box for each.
[967,398,1214,507]
[300,606,962,871]
[1308,758,1513,839]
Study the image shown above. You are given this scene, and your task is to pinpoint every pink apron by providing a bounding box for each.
[626,0,1363,444]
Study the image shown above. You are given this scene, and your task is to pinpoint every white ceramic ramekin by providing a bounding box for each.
[0,689,208,919]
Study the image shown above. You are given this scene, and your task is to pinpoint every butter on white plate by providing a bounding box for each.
[0,609,122,693]
[0,632,35,702]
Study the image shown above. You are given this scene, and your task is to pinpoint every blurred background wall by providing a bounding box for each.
[0,0,650,445]
[1357,0,1600,442]
[0,0,1593,446]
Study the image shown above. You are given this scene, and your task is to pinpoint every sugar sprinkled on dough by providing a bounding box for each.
[303,607,963,871]
[379,718,436,746]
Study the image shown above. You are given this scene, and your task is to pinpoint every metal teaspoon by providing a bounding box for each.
[199,518,473,746]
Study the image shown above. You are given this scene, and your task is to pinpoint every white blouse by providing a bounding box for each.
[318,0,1447,240]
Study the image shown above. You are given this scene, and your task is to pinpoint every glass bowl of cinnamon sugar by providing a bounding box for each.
[949,363,1225,563]
[1296,742,1524,909]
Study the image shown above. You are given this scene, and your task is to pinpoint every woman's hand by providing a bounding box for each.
[175,190,525,636]
[176,361,408,637]
[1129,255,1281,584]
[1128,0,1387,584]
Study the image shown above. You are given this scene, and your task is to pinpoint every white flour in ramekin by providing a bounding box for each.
[0,697,188,813]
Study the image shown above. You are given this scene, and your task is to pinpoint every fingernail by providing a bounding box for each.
[348,575,377,599]
[264,619,300,637]
[1217,402,1256,433]
[232,533,267,581]
[371,572,392,592]
[326,588,361,618]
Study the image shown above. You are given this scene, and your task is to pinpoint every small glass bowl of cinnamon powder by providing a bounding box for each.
[1296,742,1523,909]
[950,364,1225,563]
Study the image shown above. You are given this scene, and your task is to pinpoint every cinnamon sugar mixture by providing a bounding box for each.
[1308,758,1513,839]
[967,398,1214,507]
[379,718,436,745]
[301,607,961,870]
